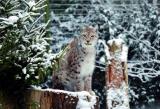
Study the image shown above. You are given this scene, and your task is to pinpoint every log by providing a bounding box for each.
[105,39,130,109]
[0,88,99,109]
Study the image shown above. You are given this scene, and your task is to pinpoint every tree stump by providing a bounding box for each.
[0,88,99,109]
[26,88,99,109]
[105,39,130,109]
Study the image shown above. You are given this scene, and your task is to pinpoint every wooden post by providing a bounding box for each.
[105,39,130,109]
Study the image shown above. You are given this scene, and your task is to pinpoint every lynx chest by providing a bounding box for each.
[80,48,96,77]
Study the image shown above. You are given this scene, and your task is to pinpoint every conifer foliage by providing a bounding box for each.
[0,0,53,91]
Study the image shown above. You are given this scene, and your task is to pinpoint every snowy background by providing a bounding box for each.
[49,0,160,109]
[0,0,160,109]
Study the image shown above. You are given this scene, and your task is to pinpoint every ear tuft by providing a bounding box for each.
[94,25,98,31]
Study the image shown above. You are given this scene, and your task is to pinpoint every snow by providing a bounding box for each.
[120,44,128,62]
[105,38,128,62]
[35,76,39,79]
[19,44,26,51]
[28,0,36,8]
[107,82,129,109]
[107,38,124,47]
[98,39,111,60]
[60,22,74,31]
[22,67,27,74]
[76,91,97,109]
[129,89,139,99]
[99,56,105,63]
[25,74,30,80]
[156,30,160,36]
[31,87,97,109]
[15,74,21,79]
[8,16,19,24]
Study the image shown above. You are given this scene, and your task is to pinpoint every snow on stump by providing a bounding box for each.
[105,39,130,109]
[26,88,99,109]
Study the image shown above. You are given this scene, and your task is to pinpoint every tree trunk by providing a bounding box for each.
[105,39,130,109]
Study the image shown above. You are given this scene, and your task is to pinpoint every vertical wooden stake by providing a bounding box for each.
[105,39,130,109]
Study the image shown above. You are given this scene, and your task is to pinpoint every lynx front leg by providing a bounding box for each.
[74,77,84,91]
[84,75,95,95]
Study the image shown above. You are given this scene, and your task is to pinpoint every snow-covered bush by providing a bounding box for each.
[120,2,160,106]
[0,0,54,90]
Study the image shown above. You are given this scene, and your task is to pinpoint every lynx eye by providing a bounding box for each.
[91,35,95,37]
[82,34,86,37]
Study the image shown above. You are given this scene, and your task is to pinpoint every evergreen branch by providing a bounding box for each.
[20,13,30,22]
[35,0,46,7]
[42,37,53,41]
[30,50,45,63]
[5,0,12,7]
[30,25,45,33]
[38,20,50,38]
[29,12,46,32]
[28,15,34,22]
[23,25,29,33]
[20,0,29,7]
[24,32,35,39]
[7,4,20,12]
[9,9,23,14]
[0,18,8,21]
[33,4,47,11]
[30,12,41,16]
[44,19,50,29]
[40,31,46,39]
[0,26,7,29]
[0,7,4,10]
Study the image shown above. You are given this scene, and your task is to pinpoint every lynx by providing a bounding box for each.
[52,26,98,93]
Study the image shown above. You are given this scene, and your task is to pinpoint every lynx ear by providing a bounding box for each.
[80,25,98,33]
[87,25,98,30]
[93,25,98,31]
[80,25,89,33]
[80,25,86,32]
[92,25,99,36]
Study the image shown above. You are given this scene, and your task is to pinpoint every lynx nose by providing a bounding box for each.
[86,40,91,45]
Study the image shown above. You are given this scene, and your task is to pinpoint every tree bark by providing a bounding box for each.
[26,89,78,109]
[105,39,130,109]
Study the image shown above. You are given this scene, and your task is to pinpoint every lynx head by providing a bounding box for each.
[80,26,98,48]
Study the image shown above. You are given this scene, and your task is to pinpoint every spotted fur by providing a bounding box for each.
[52,26,98,93]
